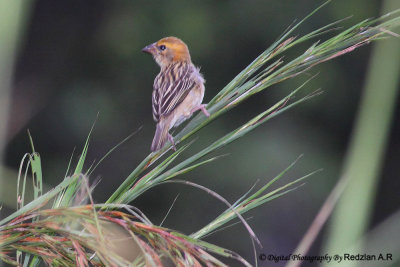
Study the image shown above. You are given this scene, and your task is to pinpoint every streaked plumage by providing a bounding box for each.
[142,37,209,152]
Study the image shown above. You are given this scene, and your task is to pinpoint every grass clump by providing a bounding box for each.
[1,2,400,266]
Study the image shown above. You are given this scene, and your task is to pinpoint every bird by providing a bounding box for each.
[142,37,210,152]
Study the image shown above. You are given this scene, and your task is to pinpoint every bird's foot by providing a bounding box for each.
[168,133,177,151]
[191,104,210,117]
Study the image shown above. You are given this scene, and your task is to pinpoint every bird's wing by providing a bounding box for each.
[152,63,196,122]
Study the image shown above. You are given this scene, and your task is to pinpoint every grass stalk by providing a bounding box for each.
[322,0,400,261]
[1,2,400,266]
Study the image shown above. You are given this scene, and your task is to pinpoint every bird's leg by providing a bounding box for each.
[191,104,210,117]
[168,133,177,151]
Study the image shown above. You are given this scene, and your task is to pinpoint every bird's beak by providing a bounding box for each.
[142,43,157,55]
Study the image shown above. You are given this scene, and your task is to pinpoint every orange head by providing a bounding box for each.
[142,37,191,67]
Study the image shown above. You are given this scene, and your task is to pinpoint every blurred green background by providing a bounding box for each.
[1,0,399,266]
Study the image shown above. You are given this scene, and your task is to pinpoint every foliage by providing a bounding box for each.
[1,2,400,266]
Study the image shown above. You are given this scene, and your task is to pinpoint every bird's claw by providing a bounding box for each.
[192,104,210,117]
[168,134,177,151]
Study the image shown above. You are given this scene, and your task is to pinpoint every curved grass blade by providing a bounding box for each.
[109,142,193,204]
[87,126,142,176]
[192,169,321,240]
[0,175,79,226]
[163,179,262,248]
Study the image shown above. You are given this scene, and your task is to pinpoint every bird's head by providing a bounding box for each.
[142,37,191,68]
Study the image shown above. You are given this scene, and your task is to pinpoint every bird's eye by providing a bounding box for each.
[159,45,166,51]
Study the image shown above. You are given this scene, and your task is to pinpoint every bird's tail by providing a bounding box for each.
[151,122,169,152]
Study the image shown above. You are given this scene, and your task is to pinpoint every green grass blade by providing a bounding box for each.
[106,153,155,203]
[192,187,301,240]
[165,179,262,248]
[0,175,78,225]
[192,169,320,240]
[109,142,193,204]
[108,8,400,207]
[322,0,400,259]
[88,127,142,176]
[56,119,96,207]
[111,81,318,205]
[244,155,303,203]
[27,132,43,201]
[163,155,226,181]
